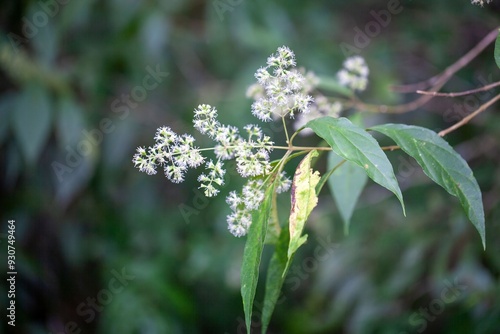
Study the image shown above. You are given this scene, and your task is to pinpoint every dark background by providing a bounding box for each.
[0,1,499,333]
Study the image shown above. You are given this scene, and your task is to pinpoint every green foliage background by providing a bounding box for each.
[0,1,499,333]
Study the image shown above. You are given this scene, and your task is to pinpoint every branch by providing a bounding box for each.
[417,80,500,97]
[357,27,499,114]
[377,93,500,152]
[438,92,500,137]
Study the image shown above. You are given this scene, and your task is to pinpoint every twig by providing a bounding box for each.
[391,72,443,93]
[438,92,500,137]
[417,80,500,97]
[381,145,400,151]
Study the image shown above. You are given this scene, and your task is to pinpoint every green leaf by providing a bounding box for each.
[307,117,405,214]
[55,152,96,209]
[261,225,290,334]
[370,124,486,249]
[0,92,16,146]
[56,96,86,147]
[327,151,368,235]
[287,150,321,270]
[264,195,280,245]
[12,84,53,165]
[495,29,500,69]
[241,183,275,334]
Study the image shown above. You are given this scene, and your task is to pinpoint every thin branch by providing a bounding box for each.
[391,72,443,93]
[381,145,400,151]
[417,80,500,97]
[273,145,332,151]
[438,92,500,137]
[391,28,499,94]
[282,91,498,161]
[357,27,499,114]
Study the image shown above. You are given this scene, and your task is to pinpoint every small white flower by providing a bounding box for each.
[286,70,305,91]
[225,179,267,237]
[250,47,311,121]
[197,160,226,197]
[227,212,251,237]
[293,98,343,136]
[276,172,292,193]
[244,124,263,139]
[193,104,220,138]
[337,56,369,92]
[337,69,353,87]
[251,98,273,122]
[255,67,272,86]
[154,126,177,144]
[276,46,296,68]
[226,191,242,211]
[471,0,492,5]
[164,164,186,183]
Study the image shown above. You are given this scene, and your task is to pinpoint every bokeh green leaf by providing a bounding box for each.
[12,84,52,165]
[327,151,368,235]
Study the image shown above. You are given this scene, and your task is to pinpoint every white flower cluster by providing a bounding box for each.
[226,172,291,237]
[132,127,204,182]
[471,0,492,5]
[133,47,311,237]
[294,96,343,135]
[337,56,369,91]
[133,104,275,198]
[194,104,274,180]
[251,46,313,121]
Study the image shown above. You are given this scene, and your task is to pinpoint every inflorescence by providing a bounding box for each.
[250,46,314,121]
[133,46,368,236]
[471,0,492,6]
[337,56,369,91]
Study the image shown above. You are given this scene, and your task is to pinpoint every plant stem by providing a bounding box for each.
[273,145,332,151]
[282,116,290,144]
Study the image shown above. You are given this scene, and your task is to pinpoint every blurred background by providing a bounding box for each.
[0,1,499,333]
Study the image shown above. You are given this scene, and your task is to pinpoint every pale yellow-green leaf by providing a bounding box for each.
[286,150,321,270]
